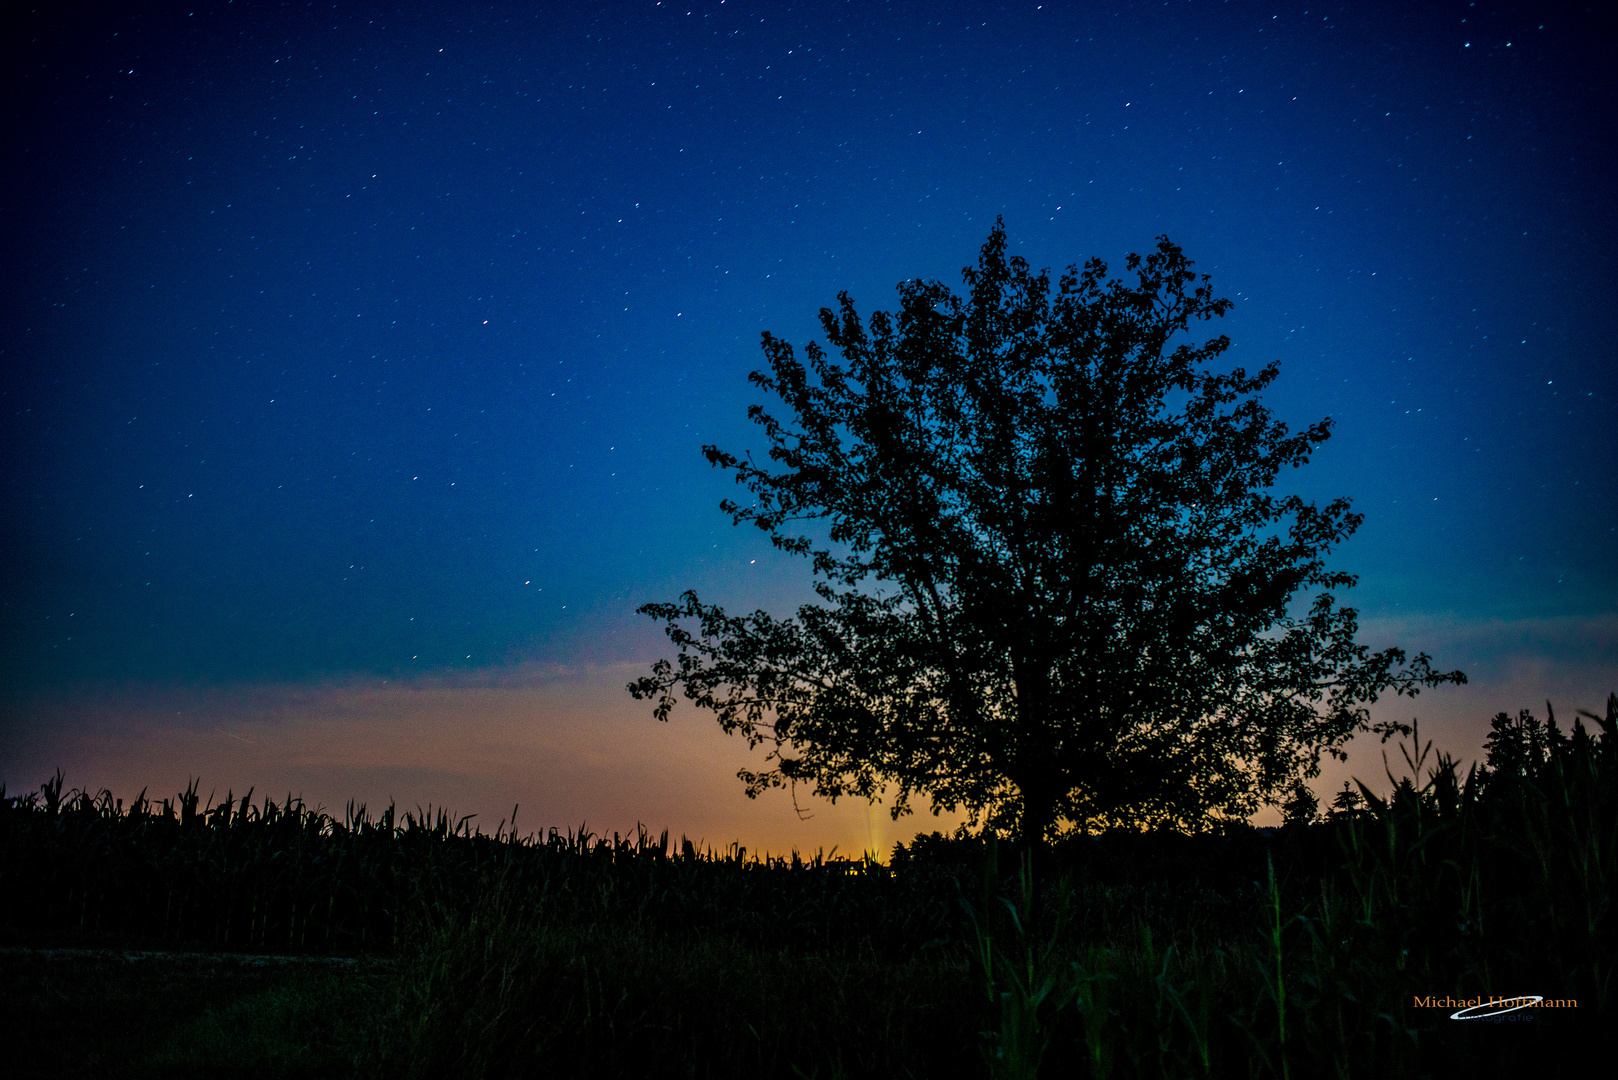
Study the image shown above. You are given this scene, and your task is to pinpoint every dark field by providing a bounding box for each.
[2,948,387,1078]
[3,702,1611,1078]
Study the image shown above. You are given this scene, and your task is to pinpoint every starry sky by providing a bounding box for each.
[2,1,1614,850]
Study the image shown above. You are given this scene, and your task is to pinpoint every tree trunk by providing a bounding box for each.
[1010,653,1057,881]
[1015,781,1057,886]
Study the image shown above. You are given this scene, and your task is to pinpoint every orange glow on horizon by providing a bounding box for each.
[2,613,1609,849]
[0,663,954,860]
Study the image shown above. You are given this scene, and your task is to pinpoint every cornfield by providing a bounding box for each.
[3,695,1612,1078]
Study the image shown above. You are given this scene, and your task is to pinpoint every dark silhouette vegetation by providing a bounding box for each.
[631,221,1464,845]
[2,694,1611,1075]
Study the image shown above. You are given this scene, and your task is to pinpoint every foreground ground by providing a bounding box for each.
[2,948,388,1078]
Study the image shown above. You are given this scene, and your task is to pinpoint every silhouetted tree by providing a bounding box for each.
[630,220,1464,844]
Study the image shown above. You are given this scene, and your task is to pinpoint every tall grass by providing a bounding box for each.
[960,695,1615,1078]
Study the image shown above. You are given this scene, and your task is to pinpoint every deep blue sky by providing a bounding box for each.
[4,0,1614,702]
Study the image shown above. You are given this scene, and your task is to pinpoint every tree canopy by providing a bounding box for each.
[630,220,1464,842]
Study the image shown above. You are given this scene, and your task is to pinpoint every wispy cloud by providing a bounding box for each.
[0,663,934,858]
[1294,611,1618,807]
[5,612,1609,839]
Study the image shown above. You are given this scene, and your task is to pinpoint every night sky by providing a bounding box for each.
[3,1,1614,851]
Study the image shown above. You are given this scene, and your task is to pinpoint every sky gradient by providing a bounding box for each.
[3,0,1614,852]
